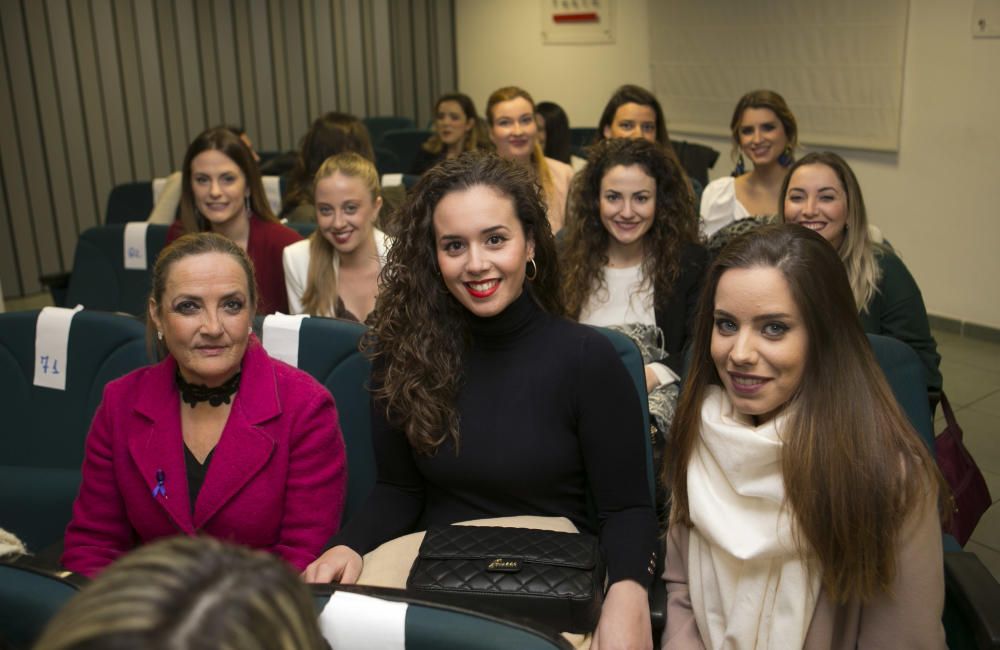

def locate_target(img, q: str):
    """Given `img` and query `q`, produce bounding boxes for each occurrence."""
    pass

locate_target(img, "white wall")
[455,0,651,127]
[456,0,1000,329]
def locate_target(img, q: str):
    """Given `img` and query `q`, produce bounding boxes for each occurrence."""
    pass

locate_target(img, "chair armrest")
[944,551,1000,649]
[39,272,71,290]
[3,553,89,590]
[39,271,71,308]
[649,536,666,639]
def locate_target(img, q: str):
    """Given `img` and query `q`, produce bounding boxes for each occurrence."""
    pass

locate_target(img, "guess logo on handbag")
[487,557,522,572]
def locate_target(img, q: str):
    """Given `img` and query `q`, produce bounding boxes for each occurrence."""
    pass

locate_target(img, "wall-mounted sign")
[541,0,615,44]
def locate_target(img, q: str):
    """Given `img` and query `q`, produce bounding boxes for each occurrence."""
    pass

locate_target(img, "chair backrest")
[314,584,572,650]
[380,129,433,176]
[285,221,317,238]
[0,310,150,549]
[296,318,374,523]
[105,181,153,224]
[0,559,85,648]
[364,116,417,146]
[64,224,169,316]
[260,316,374,525]
[866,333,935,453]
[592,327,655,504]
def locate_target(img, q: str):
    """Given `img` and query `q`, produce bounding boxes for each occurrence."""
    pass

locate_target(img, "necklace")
[175,370,241,408]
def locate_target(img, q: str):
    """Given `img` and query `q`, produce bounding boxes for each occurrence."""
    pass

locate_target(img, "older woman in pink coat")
[63,233,346,577]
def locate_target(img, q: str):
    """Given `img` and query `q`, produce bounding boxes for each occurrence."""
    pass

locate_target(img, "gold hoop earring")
[525,258,538,281]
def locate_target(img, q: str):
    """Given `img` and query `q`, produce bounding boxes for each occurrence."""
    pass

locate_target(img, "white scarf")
[687,386,820,650]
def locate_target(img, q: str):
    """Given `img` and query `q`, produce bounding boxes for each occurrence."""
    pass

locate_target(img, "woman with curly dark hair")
[305,151,658,649]
[563,138,707,391]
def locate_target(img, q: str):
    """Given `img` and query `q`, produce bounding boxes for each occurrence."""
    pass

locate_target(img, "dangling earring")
[734,153,746,176]
[525,258,538,281]
[778,146,793,167]
[157,331,163,341]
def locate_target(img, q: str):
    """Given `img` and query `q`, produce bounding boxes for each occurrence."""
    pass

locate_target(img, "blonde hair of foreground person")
[35,537,326,650]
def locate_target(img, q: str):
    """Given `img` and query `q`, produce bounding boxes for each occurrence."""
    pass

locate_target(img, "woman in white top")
[562,138,707,391]
[283,153,390,321]
[485,86,574,233]
[663,224,946,649]
[700,90,798,238]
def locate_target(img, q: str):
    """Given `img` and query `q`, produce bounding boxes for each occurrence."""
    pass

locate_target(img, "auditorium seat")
[0,557,87,648]
[260,315,374,524]
[364,116,417,146]
[104,180,153,224]
[313,584,572,650]
[61,224,169,316]
[380,129,433,176]
[868,333,1000,649]
[0,309,150,552]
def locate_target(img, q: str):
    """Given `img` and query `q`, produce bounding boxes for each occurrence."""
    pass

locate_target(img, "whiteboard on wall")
[649,0,909,152]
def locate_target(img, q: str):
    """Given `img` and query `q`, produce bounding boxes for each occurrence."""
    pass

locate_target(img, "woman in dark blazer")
[62,233,347,577]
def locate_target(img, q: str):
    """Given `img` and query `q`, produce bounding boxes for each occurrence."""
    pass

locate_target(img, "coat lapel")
[129,356,195,534]
[193,338,278,528]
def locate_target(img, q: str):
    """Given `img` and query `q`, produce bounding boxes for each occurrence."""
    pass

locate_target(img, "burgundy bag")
[935,392,993,546]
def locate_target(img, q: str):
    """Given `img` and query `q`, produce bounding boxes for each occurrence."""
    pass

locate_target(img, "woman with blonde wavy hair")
[283,152,390,321]
[485,86,574,233]
[779,151,941,398]
[37,536,326,650]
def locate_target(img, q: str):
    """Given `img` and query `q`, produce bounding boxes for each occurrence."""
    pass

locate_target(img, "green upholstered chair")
[259,316,374,525]
[0,558,86,649]
[104,180,153,224]
[364,116,417,147]
[285,221,317,238]
[867,333,1000,649]
[63,224,169,316]
[313,584,572,650]
[592,327,654,500]
[380,129,433,175]
[0,310,150,551]
[592,327,667,639]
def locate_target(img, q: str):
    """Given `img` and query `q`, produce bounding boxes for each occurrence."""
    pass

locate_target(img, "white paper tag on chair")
[262,176,282,215]
[33,305,84,391]
[319,591,407,650]
[381,173,404,188]
[152,177,169,204]
[123,222,150,269]
[261,313,309,367]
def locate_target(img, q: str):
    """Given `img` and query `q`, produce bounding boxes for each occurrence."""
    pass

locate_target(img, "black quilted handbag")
[406,525,605,633]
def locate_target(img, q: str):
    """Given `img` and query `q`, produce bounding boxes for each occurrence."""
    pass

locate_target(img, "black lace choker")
[175,370,241,408]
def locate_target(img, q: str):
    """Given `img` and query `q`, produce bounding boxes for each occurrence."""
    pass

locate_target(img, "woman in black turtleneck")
[304,152,657,649]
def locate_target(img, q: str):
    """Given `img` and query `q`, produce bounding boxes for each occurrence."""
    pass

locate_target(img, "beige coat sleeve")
[804,484,947,650]
[854,486,946,649]
[662,523,707,649]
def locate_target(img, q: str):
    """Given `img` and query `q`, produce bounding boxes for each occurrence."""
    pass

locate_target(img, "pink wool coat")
[62,337,347,577]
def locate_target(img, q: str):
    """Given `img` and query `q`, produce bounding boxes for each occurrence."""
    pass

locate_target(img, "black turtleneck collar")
[465,286,544,348]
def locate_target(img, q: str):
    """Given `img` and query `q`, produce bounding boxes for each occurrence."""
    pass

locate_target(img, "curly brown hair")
[561,138,698,320]
[365,152,563,455]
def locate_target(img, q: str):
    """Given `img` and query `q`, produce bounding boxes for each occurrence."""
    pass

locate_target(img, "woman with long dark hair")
[662,224,946,648]
[167,127,302,314]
